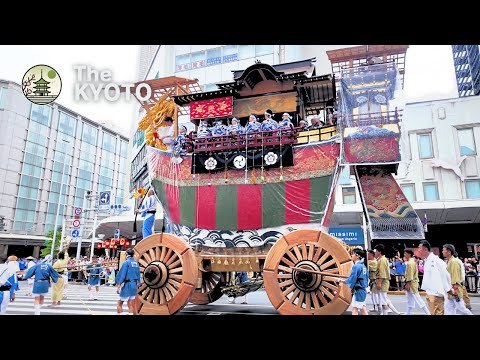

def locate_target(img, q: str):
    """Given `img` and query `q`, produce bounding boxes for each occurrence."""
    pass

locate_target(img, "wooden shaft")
[54,261,118,271]
[290,266,349,278]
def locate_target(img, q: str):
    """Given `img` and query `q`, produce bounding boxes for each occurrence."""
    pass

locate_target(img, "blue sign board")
[114,229,120,239]
[71,229,80,238]
[99,191,111,206]
[328,227,364,246]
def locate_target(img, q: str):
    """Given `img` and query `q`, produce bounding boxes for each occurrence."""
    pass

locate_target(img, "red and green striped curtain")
[153,175,333,230]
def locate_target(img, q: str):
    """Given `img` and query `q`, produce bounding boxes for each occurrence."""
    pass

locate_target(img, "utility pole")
[90,210,98,260]
[76,193,88,259]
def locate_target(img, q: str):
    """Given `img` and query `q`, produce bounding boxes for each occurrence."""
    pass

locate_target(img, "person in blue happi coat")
[0,256,17,315]
[135,188,158,240]
[23,254,59,315]
[115,248,141,315]
[338,248,369,315]
[86,255,104,300]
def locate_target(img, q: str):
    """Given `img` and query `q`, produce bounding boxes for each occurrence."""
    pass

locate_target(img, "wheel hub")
[144,261,168,289]
[292,260,322,292]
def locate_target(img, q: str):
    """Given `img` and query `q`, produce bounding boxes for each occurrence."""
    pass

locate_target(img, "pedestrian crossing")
[6,281,122,315]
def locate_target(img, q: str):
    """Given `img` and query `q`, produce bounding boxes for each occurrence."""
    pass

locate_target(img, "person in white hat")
[25,256,36,296]
[279,113,294,130]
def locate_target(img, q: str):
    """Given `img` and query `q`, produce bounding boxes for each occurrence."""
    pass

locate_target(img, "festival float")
[130,46,424,315]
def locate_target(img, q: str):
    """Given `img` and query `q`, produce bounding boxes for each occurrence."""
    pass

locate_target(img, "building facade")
[0,80,129,257]
[452,45,480,97]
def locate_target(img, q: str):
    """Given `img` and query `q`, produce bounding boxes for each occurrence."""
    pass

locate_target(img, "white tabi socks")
[34,304,41,315]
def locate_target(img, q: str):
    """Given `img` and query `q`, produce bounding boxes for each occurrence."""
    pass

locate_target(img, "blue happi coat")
[260,118,279,131]
[115,257,141,298]
[86,263,104,286]
[24,262,59,295]
[344,260,368,302]
[245,121,261,133]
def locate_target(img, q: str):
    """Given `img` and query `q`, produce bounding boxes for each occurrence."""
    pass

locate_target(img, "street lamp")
[50,139,70,258]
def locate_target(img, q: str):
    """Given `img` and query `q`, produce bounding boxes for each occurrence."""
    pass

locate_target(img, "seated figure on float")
[197,120,211,138]
[278,112,294,130]
[298,119,309,130]
[260,109,279,131]
[308,115,324,130]
[173,125,188,157]
[245,114,261,133]
[227,117,245,135]
[211,118,228,136]
[158,116,175,151]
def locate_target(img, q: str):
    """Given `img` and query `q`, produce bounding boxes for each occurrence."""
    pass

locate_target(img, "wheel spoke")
[305,292,312,310]
[168,258,182,270]
[166,282,178,297]
[320,286,335,300]
[141,287,151,301]
[322,281,338,292]
[292,246,303,262]
[312,246,323,263]
[311,290,321,309]
[278,265,292,273]
[282,284,297,297]
[285,249,298,264]
[166,253,179,267]
[170,267,183,274]
[320,258,336,270]
[169,274,183,281]
[155,246,161,261]
[301,244,308,260]
[297,291,305,308]
[316,289,329,306]
[163,248,174,263]
[143,252,152,264]
[168,278,181,290]
[279,279,294,288]
[148,248,156,263]
[288,288,301,304]
[159,287,167,304]
[316,251,330,266]
[281,256,295,267]
[307,244,314,261]
[277,273,292,279]
[138,258,149,268]
[162,287,172,302]
[160,246,167,261]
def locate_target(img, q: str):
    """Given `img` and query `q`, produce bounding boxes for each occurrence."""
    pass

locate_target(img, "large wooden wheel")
[263,229,353,315]
[190,272,228,305]
[134,233,197,315]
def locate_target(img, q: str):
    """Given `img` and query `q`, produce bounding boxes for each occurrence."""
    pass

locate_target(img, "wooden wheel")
[263,229,353,315]
[134,233,196,315]
[190,272,228,305]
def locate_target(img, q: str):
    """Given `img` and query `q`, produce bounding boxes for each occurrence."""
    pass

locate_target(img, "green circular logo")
[22,64,62,105]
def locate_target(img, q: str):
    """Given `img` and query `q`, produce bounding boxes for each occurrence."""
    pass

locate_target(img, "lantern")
[101,242,106,248]
[125,241,130,246]
[97,244,102,249]
[113,245,118,250]
[119,238,125,246]
[105,240,110,247]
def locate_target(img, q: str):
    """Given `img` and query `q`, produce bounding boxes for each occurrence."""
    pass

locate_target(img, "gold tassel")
[238,258,243,265]
[211,257,215,264]
[231,258,235,265]
[217,258,221,265]
[245,258,250,264]
[224,258,229,265]
[255,257,259,263]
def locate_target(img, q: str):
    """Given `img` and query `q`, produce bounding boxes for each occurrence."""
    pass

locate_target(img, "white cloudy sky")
[0,45,458,137]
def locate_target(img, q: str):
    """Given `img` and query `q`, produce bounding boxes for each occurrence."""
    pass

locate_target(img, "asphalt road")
[7,282,480,315]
